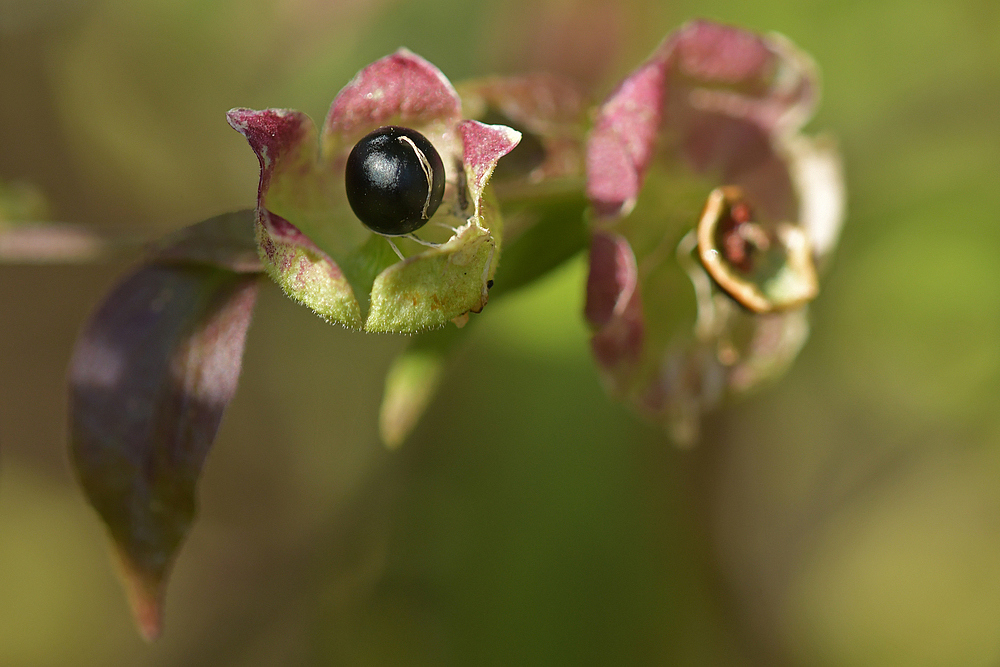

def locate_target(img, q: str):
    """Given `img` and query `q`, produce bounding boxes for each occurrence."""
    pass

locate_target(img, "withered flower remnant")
[584,20,844,443]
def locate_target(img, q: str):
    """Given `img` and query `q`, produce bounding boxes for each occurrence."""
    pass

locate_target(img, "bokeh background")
[1,0,998,664]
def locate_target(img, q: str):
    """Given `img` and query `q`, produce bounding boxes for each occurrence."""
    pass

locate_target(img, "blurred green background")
[1,0,998,664]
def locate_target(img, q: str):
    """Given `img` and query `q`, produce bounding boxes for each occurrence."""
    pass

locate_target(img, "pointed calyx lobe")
[69,210,260,639]
[584,20,844,442]
[228,49,520,334]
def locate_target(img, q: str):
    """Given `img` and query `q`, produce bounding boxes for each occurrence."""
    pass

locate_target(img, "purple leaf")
[69,214,260,639]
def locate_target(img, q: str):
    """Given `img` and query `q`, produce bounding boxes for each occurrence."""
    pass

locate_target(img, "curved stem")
[0,222,151,264]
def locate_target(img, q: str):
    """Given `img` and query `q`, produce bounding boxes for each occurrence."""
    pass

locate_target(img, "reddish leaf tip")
[674,19,773,83]
[457,120,522,198]
[227,107,314,172]
[585,232,644,375]
[115,547,165,641]
[325,49,462,139]
[586,56,666,217]
[585,232,638,328]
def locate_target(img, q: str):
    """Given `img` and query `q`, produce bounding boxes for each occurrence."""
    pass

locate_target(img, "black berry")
[344,126,446,236]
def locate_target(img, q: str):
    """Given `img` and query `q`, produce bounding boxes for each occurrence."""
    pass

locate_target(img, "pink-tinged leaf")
[679,117,797,221]
[586,55,667,218]
[459,74,586,132]
[673,19,773,85]
[70,235,260,639]
[457,120,521,205]
[665,21,819,141]
[672,20,818,132]
[584,232,638,328]
[255,209,363,328]
[324,48,462,141]
[226,108,316,205]
[587,20,820,222]
[584,232,644,390]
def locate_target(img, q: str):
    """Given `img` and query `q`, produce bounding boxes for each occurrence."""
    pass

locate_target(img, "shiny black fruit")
[344,126,446,236]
